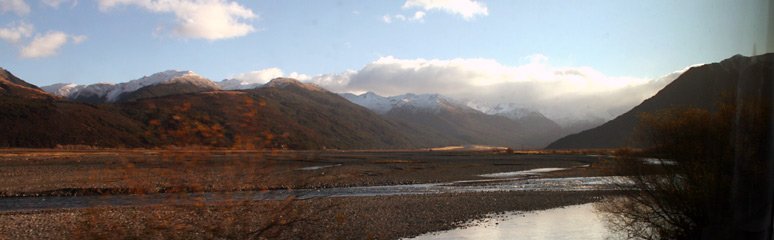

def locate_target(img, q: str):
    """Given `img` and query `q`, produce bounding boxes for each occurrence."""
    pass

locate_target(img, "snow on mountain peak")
[104,70,215,101]
[467,102,547,120]
[42,70,219,103]
[341,92,470,114]
[393,93,445,110]
[341,92,392,113]
[41,83,83,97]
[72,83,115,98]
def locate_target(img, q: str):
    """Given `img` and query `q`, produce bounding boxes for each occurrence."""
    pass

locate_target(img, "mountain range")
[42,70,221,104]
[1,68,560,149]
[341,92,562,148]
[3,53,769,149]
[40,71,568,148]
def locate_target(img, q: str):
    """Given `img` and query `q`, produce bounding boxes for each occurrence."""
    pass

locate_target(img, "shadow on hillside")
[597,73,773,239]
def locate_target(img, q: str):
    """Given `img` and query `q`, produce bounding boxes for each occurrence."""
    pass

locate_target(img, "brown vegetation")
[597,96,771,239]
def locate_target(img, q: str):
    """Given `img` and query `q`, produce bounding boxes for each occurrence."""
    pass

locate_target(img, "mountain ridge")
[546,53,773,149]
[2,69,426,149]
[342,91,563,148]
[42,70,221,103]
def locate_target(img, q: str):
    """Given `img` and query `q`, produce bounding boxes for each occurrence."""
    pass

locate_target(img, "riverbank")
[0,149,613,197]
[0,190,618,239]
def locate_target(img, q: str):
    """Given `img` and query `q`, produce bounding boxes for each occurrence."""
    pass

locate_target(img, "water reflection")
[407,203,623,240]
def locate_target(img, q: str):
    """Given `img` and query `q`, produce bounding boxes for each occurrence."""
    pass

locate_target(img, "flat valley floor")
[0,149,621,239]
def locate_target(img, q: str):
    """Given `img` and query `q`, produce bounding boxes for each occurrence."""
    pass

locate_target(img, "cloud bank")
[98,0,257,40]
[308,55,690,124]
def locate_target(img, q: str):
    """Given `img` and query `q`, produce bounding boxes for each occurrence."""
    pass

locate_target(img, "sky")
[0,0,770,121]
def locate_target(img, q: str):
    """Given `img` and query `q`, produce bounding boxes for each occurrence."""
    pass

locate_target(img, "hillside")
[546,54,773,149]
[0,68,50,98]
[121,78,421,149]
[0,69,148,148]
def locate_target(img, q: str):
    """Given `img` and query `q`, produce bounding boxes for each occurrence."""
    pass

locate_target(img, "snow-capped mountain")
[340,91,564,148]
[42,70,220,103]
[344,92,552,121]
[340,92,393,113]
[341,92,473,114]
[70,83,115,104]
[41,83,84,97]
[468,102,548,120]
[105,70,218,101]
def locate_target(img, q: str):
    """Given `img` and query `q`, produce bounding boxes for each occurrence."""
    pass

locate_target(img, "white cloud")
[0,21,33,44]
[42,0,78,8]
[339,55,651,95]
[0,22,85,58]
[70,34,87,44]
[0,0,30,16]
[233,68,309,83]
[403,0,487,20]
[310,55,690,124]
[98,0,257,40]
[286,72,311,81]
[220,68,311,90]
[308,70,355,92]
[382,11,425,23]
[19,31,83,58]
[413,11,426,21]
[231,68,284,84]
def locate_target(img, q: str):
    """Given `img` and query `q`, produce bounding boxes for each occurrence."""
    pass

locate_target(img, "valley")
[1,52,771,239]
[1,0,770,238]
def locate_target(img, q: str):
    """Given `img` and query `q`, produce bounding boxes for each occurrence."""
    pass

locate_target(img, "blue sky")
[0,0,769,87]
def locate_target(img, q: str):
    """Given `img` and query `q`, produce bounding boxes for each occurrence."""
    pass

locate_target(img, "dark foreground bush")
[598,97,772,240]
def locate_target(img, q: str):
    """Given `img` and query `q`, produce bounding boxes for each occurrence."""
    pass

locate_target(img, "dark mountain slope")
[0,68,49,98]
[121,78,421,149]
[0,69,147,148]
[384,106,539,148]
[547,54,773,149]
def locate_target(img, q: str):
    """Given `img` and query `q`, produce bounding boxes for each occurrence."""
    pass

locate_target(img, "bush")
[598,98,770,240]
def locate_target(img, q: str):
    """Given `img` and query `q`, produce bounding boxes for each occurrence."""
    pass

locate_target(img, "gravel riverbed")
[0,190,618,240]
